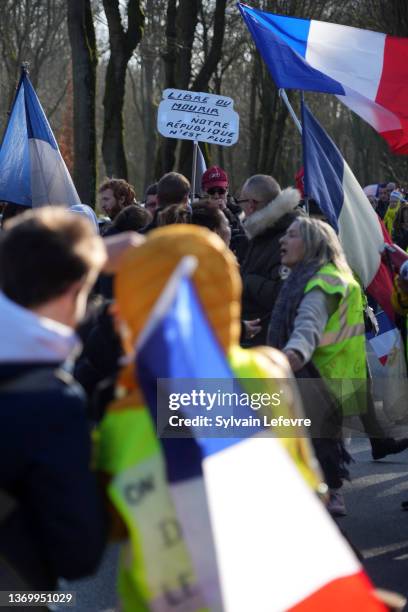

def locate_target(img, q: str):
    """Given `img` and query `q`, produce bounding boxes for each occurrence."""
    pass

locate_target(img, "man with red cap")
[201,165,248,263]
[201,165,229,210]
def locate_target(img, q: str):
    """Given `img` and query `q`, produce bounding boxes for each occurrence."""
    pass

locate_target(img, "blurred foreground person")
[98,225,321,612]
[0,208,107,591]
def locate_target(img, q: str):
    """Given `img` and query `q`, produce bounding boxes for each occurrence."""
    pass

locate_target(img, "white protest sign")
[157,88,239,146]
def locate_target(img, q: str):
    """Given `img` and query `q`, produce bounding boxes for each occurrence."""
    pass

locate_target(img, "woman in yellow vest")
[268,217,366,516]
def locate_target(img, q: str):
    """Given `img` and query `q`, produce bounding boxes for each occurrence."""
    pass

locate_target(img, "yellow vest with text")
[304,263,366,415]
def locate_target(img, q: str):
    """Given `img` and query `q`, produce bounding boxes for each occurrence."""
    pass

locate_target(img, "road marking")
[362,540,408,559]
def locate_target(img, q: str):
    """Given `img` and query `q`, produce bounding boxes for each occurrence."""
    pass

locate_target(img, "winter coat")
[0,293,107,589]
[74,300,122,421]
[240,188,301,346]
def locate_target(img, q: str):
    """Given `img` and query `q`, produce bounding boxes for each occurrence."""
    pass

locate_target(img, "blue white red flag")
[366,311,403,366]
[0,70,80,208]
[238,3,408,154]
[301,100,395,318]
[136,256,384,612]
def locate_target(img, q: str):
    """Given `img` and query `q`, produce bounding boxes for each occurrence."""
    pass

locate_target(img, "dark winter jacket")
[74,300,122,420]
[241,187,301,346]
[0,364,107,590]
[223,204,249,264]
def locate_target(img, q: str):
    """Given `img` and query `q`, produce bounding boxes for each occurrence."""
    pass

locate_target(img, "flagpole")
[279,89,310,214]
[279,89,302,135]
[1,63,29,151]
[191,139,198,200]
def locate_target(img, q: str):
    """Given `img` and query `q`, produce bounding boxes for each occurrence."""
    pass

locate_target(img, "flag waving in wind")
[301,100,395,318]
[0,68,80,208]
[239,3,408,154]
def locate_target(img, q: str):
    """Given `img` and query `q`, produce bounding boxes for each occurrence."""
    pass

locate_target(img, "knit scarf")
[268,260,322,350]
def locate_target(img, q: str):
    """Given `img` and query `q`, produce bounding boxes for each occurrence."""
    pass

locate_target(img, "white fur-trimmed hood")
[243,187,301,239]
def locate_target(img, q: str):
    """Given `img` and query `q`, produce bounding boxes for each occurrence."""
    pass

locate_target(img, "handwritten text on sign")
[157,89,239,146]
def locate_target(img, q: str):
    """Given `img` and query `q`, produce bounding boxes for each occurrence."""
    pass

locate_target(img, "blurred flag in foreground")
[0,68,80,208]
[301,100,395,319]
[136,256,384,612]
[239,3,408,154]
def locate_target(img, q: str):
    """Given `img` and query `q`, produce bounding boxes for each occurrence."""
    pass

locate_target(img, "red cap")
[202,166,229,190]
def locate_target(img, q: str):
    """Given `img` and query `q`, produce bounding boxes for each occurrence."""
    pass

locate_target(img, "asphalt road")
[340,437,408,608]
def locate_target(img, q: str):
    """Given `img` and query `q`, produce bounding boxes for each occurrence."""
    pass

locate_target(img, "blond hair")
[295,217,351,274]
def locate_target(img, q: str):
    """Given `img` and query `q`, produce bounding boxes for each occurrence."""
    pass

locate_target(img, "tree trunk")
[159,0,185,175]
[140,0,158,191]
[142,49,157,190]
[67,0,97,206]
[102,0,144,179]
[102,54,130,178]
[178,0,227,178]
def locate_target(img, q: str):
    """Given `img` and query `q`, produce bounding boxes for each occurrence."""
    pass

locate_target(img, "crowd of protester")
[1,165,408,610]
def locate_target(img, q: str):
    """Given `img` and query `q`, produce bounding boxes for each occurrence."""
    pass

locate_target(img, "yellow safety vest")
[305,263,367,415]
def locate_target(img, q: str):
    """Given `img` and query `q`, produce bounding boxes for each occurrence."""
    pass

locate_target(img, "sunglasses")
[207,187,227,196]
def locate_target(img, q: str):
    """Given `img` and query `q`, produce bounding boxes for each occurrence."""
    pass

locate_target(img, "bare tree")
[67,0,98,206]
[102,0,145,179]
[158,0,228,178]
[159,0,200,174]
[0,0,69,128]
[178,0,227,178]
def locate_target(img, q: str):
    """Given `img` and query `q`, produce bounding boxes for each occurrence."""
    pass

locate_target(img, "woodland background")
[1,0,408,207]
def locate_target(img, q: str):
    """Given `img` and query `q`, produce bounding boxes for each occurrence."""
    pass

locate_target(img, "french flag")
[366,310,403,366]
[137,257,384,612]
[301,100,395,319]
[239,3,408,154]
[0,69,80,208]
